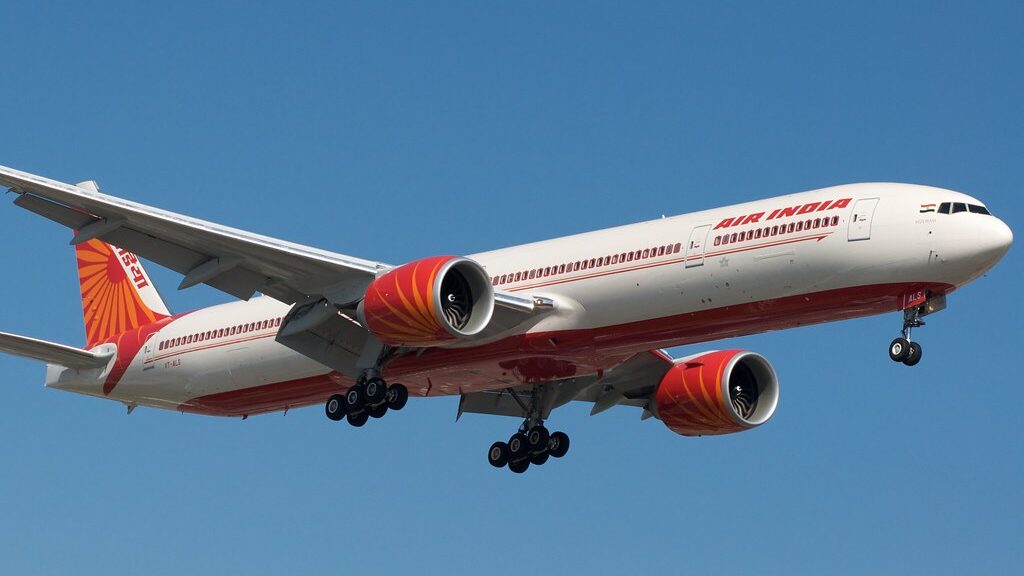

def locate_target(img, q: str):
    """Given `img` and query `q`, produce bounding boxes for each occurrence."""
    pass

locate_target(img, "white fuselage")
[47,183,1012,416]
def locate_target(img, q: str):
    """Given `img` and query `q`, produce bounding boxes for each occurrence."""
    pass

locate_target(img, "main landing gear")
[888,307,924,367]
[487,421,570,474]
[325,373,409,427]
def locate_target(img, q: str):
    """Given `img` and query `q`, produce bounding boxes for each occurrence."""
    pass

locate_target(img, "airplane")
[0,165,1012,473]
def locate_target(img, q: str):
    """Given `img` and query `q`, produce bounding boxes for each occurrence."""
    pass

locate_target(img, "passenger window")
[673,243,682,253]
[938,202,951,214]
[952,202,966,213]
[831,216,839,226]
[714,236,721,246]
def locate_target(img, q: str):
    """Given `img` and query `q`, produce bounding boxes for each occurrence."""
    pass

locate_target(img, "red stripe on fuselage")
[177,281,954,417]
[509,232,831,292]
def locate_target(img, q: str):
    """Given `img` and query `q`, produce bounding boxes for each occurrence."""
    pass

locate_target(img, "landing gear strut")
[487,420,570,473]
[324,371,409,427]
[486,385,570,474]
[888,307,924,366]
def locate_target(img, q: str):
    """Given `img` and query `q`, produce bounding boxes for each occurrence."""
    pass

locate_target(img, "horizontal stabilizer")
[0,331,113,370]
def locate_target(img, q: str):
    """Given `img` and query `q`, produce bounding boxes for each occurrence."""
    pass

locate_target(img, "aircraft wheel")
[508,459,530,474]
[369,403,388,419]
[344,385,365,413]
[386,384,409,411]
[903,342,923,366]
[527,425,549,452]
[488,442,509,468]
[889,337,911,362]
[347,411,369,427]
[548,431,570,458]
[508,433,528,460]
[530,451,549,466]
[364,377,388,405]
[325,394,346,421]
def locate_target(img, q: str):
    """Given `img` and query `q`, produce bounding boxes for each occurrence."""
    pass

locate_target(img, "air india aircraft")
[0,165,1012,473]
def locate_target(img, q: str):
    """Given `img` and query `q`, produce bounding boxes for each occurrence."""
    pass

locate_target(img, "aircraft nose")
[975,217,1013,264]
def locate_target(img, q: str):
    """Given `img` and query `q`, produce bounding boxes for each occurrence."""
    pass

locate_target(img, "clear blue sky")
[1,2,1020,574]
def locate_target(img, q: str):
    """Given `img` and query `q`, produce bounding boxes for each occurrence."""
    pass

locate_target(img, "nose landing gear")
[324,372,409,426]
[888,307,925,366]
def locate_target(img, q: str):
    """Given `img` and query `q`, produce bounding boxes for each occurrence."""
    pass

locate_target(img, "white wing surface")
[0,165,382,305]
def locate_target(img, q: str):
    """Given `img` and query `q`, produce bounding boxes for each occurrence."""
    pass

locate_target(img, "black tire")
[364,377,388,405]
[508,433,528,459]
[508,459,530,474]
[386,384,409,411]
[488,442,509,468]
[344,385,365,413]
[548,431,570,458]
[527,426,549,452]
[369,403,388,418]
[530,451,550,466]
[903,342,923,366]
[325,394,346,421]
[347,410,369,427]
[889,337,911,362]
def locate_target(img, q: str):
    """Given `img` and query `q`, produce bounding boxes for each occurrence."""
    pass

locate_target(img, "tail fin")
[76,239,171,348]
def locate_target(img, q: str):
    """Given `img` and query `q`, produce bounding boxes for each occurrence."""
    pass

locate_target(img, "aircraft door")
[142,334,158,371]
[847,198,879,241]
[685,225,712,268]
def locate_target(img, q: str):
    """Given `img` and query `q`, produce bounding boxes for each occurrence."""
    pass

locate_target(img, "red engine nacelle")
[358,255,495,347]
[653,350,779,436]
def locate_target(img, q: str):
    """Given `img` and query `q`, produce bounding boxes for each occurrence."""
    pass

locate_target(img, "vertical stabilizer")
[76,239,171,348]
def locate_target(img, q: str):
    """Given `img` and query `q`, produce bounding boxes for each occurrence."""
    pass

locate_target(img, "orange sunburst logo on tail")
[77,239,170,348]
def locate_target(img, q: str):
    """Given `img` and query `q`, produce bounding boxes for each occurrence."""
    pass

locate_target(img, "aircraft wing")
[457,349,674,421]
[0,331,113,370]
[0,164,383,305]
[0,165,548,317]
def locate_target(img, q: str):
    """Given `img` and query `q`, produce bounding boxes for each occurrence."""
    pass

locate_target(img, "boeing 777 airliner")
[0,165,1012,473]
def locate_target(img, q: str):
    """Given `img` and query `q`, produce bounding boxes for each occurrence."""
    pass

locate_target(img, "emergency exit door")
[685,225,711,268]
[847,198,879,241]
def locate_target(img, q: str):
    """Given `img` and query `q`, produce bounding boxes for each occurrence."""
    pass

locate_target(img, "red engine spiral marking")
[655,349,750,436]
[362,256,458,346]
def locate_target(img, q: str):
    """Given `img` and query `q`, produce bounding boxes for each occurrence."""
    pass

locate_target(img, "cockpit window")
[937,201,992,216]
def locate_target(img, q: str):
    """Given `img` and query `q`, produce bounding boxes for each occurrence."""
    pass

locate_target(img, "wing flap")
[457,349,674,420]
[0,332,113,370]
